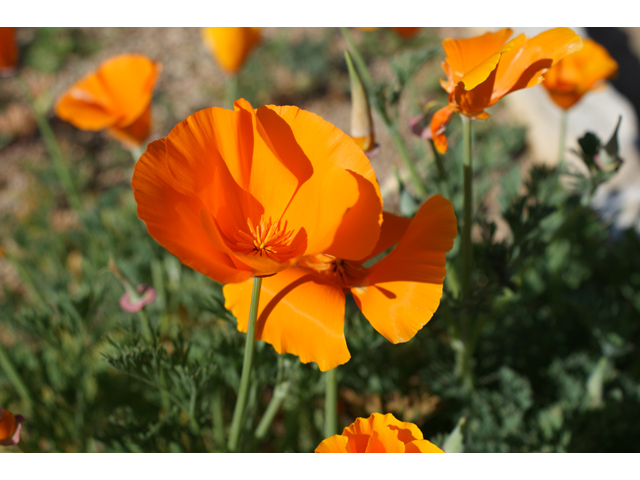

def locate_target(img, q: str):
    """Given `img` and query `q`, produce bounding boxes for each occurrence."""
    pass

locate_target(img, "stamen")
[234,215,297,261]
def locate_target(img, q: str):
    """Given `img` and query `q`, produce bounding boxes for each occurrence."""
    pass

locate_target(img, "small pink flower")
[119,284,156,312]
[0,406,25,446]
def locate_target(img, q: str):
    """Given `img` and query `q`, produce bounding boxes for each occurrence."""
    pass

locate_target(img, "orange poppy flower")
[0,27,18,76]
[202,27,261,75]
[315,413,443,453]
[55,54,160,148]
[542,38,618,110]
[132,98,383,283]
[223,194,457,371]
[430,28,583,154]
[0,406,24,446]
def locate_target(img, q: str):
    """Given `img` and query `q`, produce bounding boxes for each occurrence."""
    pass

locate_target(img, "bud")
[120,284,157,312]
[345,50,379,157]
[202,27,261,75]
[0,406,25,446]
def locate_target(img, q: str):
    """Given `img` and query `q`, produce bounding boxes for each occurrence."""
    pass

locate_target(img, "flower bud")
[0,406,25,446]
[345,50,379,157]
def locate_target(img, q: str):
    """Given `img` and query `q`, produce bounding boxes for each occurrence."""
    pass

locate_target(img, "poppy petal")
[405,439,444,453]
[132,138,251,284]
[315,434,349,453]
[492,28,583,103]
[352,195,457,343]
[265,105,382,261]
[361,212,411,264]
[442,28,513,85]
[429,106,456,154]
[365,425,405,453]
[108,102,152,148]
[223,267,350,372]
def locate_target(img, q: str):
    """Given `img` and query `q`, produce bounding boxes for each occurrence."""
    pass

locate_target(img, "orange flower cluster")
[0,27,18,76]
[56,54,161,148]
[542,38,618,110]
[315,413,443,453]
[202,27,261,74]
[0,406,24,446]
[430,28,583,153]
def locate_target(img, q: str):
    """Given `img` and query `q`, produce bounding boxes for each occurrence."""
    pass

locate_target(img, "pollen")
[234,215,296,262]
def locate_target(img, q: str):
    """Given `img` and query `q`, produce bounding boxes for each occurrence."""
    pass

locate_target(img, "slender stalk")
[461,115,473,300]
[17,76,82,213]
[255,379,290,440]
[558,109,568,165]
[212,389,226,451]
[225,74,239,110]
[389,123,427,196]
[137,310,153,342]
[228,276,263,452]
[339,27,375,90]
[324,367,338,438]
[0,344,33,414]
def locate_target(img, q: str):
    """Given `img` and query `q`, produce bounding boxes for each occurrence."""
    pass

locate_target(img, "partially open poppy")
[0,27,18,76]
[132,98,383,283]
[223,194,456,371]
[430,28,583,153]
[0,406,25,447]
[315,413,443,453]
[542,38,618,110]
[55,54,160,148]
[202,27,261,75]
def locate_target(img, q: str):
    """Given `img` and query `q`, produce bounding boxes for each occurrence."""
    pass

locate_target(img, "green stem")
[137,310,153,342]
[255,378,290,440]
[0,343,33,414]
[17,75,82,213]
[225,74,239,110]
[228,276,262,452]
[461,115,473,300]
[389,123,427,196]
[324,367,338,438]
[212,389,226,451]
[558,109,568,165]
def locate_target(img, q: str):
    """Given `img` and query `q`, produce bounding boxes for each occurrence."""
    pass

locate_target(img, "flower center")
[234,216,296,262]
[297,254,368,288]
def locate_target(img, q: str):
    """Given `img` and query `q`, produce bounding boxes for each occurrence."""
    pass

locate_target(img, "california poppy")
[132,98,383,283]
[0,27,18,76]
[345,51,378,157]
[223,194,457,371]
[55,54,160,148]
[542,38,618,110]
[315,413,443,453]
[0,406,24,446]
[430,28,583,153]
[202,27,261,75]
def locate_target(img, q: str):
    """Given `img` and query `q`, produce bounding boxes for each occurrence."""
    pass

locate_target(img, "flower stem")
[324,367,338,438]
[228,276,262,452]
[255,378,290,440]
[461,115,473,300]
[17,75,82,214]
[558,109,568,165]
[0,343,33,414]
[212,389,226,451]
[225,74,239,110]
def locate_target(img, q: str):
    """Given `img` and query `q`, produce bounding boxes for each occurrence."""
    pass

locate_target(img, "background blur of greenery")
[1,27,640,453]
